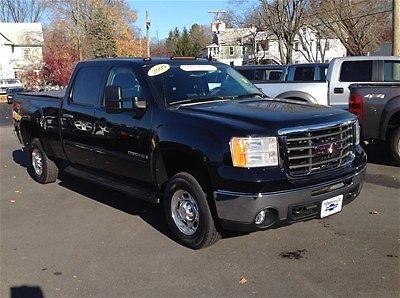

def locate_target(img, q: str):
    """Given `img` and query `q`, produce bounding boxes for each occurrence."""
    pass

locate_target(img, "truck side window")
[340,61,372,82]
[255,69,266,81]
[383,61,400,82]
[293,67,314,81]
[71,66,104,105]
[237,69,254,80]
[268,70,282,81]
[106,67,141,100]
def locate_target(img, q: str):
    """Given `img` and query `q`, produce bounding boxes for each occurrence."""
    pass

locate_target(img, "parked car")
[13,58,367,249]
[349,81,400,163]
[0,78,23,94]
[250,56,400,108]
[6,87,24,104]
[234,65,288,82]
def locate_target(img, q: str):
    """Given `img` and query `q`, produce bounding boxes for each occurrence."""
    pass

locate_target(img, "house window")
[302,27,307,36]
[23,48,31,60]
[230,61,234,66]
[229,46,234,56]
[294,42,299,51]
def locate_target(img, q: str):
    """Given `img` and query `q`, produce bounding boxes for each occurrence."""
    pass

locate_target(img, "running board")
[63,166,160,204]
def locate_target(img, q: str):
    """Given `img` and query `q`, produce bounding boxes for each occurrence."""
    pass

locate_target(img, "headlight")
[354,121,361,145]
[230,137,278,168]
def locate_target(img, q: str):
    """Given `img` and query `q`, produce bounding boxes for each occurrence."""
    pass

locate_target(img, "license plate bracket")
[320,194,343,218]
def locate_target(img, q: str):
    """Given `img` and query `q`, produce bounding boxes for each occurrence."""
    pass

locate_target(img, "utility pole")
[146,11,151,57]
[393,0,400,56]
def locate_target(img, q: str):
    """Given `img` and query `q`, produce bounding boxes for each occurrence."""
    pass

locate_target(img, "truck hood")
[177,98,354,133]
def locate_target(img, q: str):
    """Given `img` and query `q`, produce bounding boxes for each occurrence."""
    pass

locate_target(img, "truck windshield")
[145,63,263,106]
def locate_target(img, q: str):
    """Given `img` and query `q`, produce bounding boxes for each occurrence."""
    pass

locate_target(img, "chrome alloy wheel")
[32,148,43,176]
[171,190,200,236]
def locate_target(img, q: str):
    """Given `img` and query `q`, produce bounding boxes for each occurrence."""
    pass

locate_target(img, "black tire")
[164,172,221,249]
[30,138,59,184]
[389,127,400,164]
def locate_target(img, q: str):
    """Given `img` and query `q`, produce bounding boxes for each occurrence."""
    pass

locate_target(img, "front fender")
[151,123,226,190]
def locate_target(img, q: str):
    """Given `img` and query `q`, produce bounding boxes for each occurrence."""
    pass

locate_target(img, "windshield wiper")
[169,96,229,106]
[230,93,265,99]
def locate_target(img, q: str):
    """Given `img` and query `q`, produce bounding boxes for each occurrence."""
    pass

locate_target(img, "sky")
[130,0,232,40]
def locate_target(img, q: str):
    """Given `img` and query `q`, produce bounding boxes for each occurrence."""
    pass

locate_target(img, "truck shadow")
[12,149,29,168]
[57,173,246,245]
[362,141,398,167]
[10,285,44,298]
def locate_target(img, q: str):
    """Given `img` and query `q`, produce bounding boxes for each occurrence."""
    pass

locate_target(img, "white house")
[204,23,347,66]
[0,23,44,79]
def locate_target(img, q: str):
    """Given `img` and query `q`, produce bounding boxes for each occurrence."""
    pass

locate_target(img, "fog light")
[254,210,266,225]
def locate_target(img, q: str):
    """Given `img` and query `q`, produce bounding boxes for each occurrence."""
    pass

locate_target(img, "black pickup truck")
[13,58,367,249]
[349,83,400,163]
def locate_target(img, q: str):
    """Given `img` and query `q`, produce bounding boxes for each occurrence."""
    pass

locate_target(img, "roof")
[331,56,400,62]
[234,65,287,70]
[77,57,224,67]
[216,28,255,45]
[0,22,43,45]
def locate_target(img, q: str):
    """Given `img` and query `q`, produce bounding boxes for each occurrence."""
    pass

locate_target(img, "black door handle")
[334,87,344,94]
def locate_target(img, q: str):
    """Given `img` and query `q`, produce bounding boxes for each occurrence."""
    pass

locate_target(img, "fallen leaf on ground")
[369,211,379,214]
[10,200,15,203]
[15,190,20,193]
[239,277,247,284]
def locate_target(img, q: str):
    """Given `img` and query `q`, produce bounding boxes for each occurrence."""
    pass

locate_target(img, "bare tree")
[296,27,331,62]
[259,0,308,64]
[0,0,47,22]
[311,0,391,56]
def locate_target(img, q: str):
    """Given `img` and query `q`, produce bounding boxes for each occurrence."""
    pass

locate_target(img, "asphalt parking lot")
[1,102,399,297]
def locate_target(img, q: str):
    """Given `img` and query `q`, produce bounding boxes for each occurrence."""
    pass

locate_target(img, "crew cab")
[349,81,400,163]
[13,58,367,249]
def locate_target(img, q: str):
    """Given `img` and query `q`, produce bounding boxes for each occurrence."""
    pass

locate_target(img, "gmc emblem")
[313,141,342,156]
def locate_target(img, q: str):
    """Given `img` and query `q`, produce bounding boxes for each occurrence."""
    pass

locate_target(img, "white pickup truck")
[236,56,400,109]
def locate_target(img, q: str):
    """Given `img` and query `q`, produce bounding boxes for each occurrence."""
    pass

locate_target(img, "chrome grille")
[283,122,355,176]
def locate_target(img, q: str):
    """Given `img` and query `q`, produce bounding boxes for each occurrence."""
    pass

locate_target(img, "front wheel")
[389,127,400,164]
[164,172,221,249]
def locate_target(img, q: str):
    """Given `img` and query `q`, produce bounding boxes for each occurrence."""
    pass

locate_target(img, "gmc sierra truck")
[13,58,367,249]
[349,82,400,163]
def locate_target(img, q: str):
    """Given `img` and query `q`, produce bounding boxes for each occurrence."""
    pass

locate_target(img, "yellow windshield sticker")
[147,64,170,76]
[180,65,217,72]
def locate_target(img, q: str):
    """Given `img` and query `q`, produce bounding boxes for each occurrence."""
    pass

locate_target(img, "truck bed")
[349,83,400,140]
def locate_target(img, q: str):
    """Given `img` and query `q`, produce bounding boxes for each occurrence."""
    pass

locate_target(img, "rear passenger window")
[383,61,400,82]
[293,67,314,81]
[71,66,104,105]
[340,61,372,82]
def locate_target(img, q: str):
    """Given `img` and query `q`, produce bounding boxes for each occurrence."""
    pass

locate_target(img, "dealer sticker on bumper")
[321,195,343,218]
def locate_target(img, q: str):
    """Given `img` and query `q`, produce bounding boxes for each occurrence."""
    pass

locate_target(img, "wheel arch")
[276,91,316,103]
[379,96,400,140]
[152,142,213,195]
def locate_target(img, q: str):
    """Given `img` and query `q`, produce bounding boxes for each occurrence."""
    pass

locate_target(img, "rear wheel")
[164,172,221,249]
[30,138,59,183]
[389,127,400,164]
